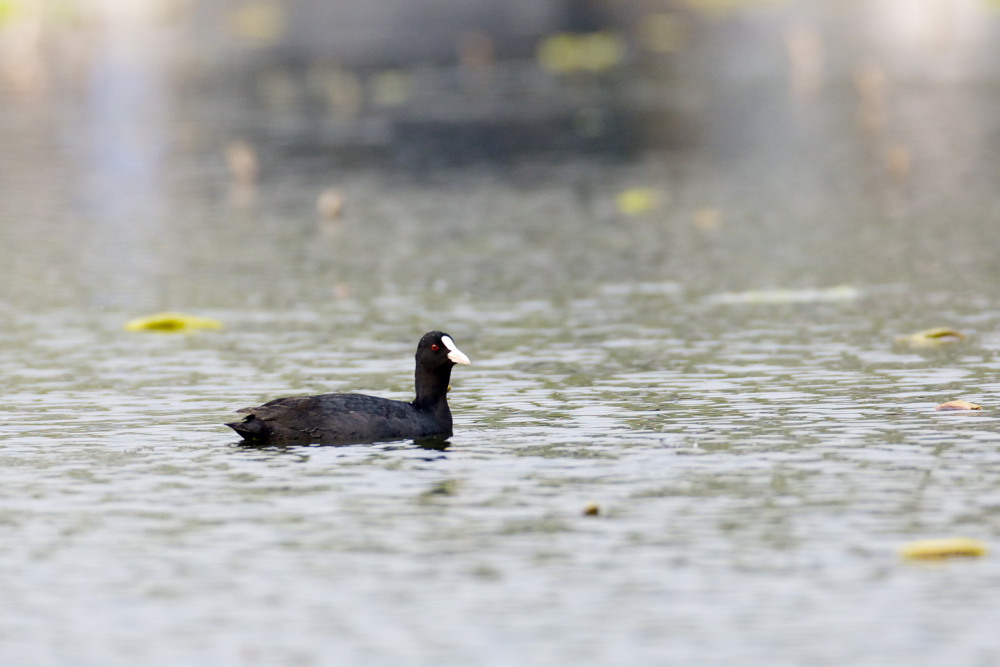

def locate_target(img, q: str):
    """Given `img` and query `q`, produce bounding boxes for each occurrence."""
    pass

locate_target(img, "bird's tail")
[226,416,266,441]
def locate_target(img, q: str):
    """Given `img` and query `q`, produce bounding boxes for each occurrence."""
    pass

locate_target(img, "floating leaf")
[692,207,722,231]
[616,188,660,216]
[125,312,223,333]
[885,143,912,181]
[0,0,20,25]
[228,0,286,46]
[935,400,982,412]
[582,502,601,516]
[899,537,988,560]
[895,327,966,349]
[332,283,351,301]
[537,31,625,74]
[225,140,259,186]
[316,188,344,221]
[537,33,578,73]
[785,22,823,101]
[576,32,626,72]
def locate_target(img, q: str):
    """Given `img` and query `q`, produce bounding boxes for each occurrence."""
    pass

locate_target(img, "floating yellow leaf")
[577,32,625,72]
[125,312,223,333]
[537,33,578,73]
[616,188,660,216]
[0,0,20,25]
[899,537,988,560]
[895,327,966,349]
[229,0,286,46]
[537,31,625,74]
[935,400,982,412]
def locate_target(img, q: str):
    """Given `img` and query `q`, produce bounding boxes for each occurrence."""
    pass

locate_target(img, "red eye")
[431,344,440,351]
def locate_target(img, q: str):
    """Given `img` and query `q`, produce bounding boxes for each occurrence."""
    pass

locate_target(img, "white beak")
[442,335,471,365]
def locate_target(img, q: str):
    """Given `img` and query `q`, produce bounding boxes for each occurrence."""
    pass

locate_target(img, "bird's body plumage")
[226,331,470,445]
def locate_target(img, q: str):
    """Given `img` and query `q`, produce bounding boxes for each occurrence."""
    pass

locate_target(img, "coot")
[227,331,471,445]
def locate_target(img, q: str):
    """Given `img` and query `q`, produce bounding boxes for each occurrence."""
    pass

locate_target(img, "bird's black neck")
[413,364,453,414]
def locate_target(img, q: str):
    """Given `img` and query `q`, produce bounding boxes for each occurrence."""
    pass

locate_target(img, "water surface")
[4,7,1000,665]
